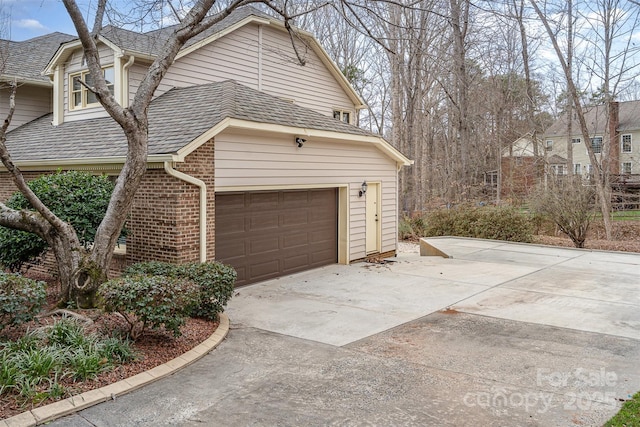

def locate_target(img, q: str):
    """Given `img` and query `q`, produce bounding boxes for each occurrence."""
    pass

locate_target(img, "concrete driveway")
[49,238,640,426]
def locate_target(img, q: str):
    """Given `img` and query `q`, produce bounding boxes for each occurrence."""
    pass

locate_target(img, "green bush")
[123,261,236,321]
[421,205,533,243]
[0,171,118,271]
[97,275,200,339]
[0,272,46,331]
[182,262,236,320]
[399,215,427,241]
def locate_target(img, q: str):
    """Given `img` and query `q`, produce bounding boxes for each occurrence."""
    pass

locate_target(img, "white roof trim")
[43,36,123,76]
[176,16,271,60]
[177,118,412,166]
[5,154,175,171]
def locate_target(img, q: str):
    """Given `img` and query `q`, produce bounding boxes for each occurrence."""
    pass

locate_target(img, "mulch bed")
[0,274,218,420]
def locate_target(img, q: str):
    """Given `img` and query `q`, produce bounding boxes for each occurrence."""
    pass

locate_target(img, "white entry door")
[365,183,380,254]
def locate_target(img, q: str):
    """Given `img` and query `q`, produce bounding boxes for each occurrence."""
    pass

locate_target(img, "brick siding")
[0,137,216,276]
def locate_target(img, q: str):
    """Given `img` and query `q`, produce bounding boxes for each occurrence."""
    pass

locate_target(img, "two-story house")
[543,101,640,177]
[0,7,411,286]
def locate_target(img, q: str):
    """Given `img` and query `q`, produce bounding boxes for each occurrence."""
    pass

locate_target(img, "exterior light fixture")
[295,137,306,148]
[359,181,368,197]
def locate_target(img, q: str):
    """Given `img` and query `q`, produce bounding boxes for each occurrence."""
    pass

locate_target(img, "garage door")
[215,189,338,286]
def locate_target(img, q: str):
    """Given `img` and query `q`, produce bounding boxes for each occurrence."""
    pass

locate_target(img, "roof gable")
[42,6,364,107]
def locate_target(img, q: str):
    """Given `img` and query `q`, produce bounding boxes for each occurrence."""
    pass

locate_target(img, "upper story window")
[70,66,114,110]
[545,140,553,151]
[622,162,632,174]
[333,110,351,124]
[622,134,632,153]
[571,138,581,144]
[591,136,603,154]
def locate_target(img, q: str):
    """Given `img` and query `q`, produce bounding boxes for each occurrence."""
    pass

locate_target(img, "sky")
[4,0,81,41]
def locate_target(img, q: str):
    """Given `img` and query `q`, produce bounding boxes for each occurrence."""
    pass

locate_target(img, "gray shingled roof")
[545,100,640,137]
[95,7,273,57]
[6,80,373,163]
[0,33,75,82]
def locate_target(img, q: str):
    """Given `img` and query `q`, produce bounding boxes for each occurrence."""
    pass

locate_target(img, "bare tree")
[529,0,640,240]
[530,175,596,248]
[0,0,307,306]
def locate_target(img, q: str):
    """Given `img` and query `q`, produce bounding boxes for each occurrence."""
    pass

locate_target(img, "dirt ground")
[534,220,640,253]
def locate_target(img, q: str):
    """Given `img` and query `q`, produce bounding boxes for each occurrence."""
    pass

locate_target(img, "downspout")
[121,55,135,107]
[164,161,207,263]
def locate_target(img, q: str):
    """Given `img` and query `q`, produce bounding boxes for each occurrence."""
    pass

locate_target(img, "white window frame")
[590,136,603,154]
[333,109,352,124]
[622,134,632,153]
[574,163,581,175]
[545,140,553,151]
[69,66,114,110]
[622,162,632,174]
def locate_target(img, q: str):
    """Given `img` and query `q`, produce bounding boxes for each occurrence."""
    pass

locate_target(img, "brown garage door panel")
[216,189,338,286]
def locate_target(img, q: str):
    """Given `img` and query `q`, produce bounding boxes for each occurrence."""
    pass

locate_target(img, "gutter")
[163,161,208,263]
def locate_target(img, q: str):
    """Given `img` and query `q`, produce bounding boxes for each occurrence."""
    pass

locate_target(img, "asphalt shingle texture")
[545,100,640,137]
[0,33,75,82]
[6,80,373,162]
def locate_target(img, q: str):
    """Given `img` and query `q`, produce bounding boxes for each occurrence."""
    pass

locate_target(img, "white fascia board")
[176,117,411,166]
[43,36,124,76]
[5,154,176,171]
[0,76,51,87]
[176,16,272,60]
[43,39,83,76]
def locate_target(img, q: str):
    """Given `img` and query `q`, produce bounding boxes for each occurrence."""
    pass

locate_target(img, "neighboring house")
[544,101,640,177]
[487,133,566,199]
[0,8,411,286]
[498,133,544,199]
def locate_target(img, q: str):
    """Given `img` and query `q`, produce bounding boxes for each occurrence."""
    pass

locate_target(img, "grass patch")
[605,391,640,426]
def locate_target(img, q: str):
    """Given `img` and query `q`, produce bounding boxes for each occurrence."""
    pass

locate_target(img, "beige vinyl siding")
[63,45,114,122]
[0,85,51,130]
[260,29,354,115]
[128,63,149,102]
[214,130,398,260]
[161,24,260,93]
[129,24,355,118]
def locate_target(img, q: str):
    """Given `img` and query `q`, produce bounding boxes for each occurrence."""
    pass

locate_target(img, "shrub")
[123,260,236,321]
[0,171,119,271]
[0,272,46,331]
[398,215,427,241]
[97,275,200,339]
[182,262,236,320]
[529,176,596,248]
[421,205,533,243]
